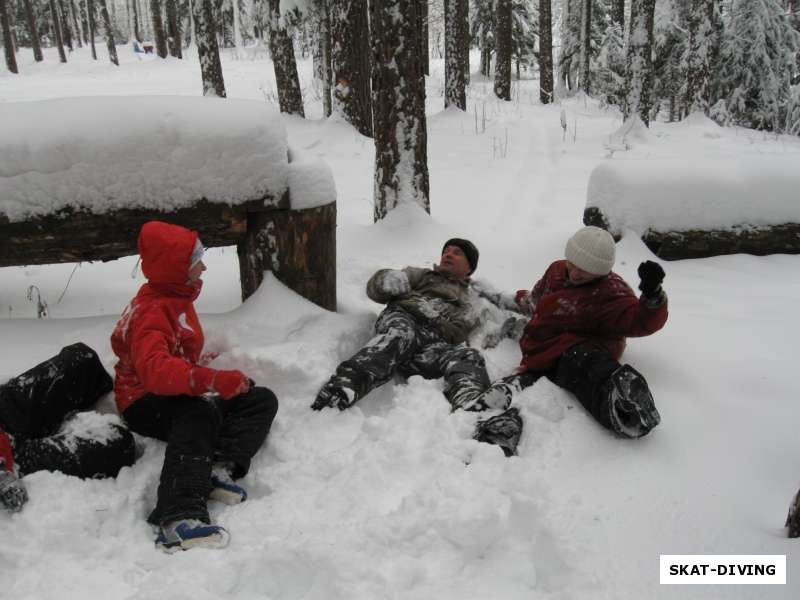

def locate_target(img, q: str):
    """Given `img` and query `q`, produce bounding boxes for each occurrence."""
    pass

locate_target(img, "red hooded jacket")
[0,428,13,471]
[516,260,668,372]
[111,221,244,413]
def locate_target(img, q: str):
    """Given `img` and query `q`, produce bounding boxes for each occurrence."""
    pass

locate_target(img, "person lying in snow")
[311,238,524,456]
[477,226,668,439]
[111,221,278,553]
[0,343,136,512]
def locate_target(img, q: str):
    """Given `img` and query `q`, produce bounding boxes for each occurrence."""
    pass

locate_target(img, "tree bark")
[459,0,469,83]
[49,0,68,62]
[87,0,97,58]
[316,0,332,117]
[330,0,373,136]
[23,0,44,61]
[59,0,74,50]
[192,0,226,96]
[150,0,168,57]
[623,0,656,125]
[611,0,624,30]
[580,0,592,94]
[166,0,181,57]
[539,0,553,103]
[444,0,466,109]
[266,0,305,116]
[1,0,17,73]
[494,0,512,100]
[370,0,429,221]
[421,0,429,75]
[98,0,118,64]
[684,0,715,114]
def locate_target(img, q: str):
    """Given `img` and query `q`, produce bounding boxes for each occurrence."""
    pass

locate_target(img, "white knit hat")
[564,226,616,276]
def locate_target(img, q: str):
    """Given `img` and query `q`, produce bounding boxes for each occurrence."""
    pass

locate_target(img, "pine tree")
[98,0,117,64]
[330,0,372,136]
[69,0,83,47]
[371,0,430,220]
[49,0,68,62]
[471,0,495,77]
[193,0,226,96]
[311,0,332,117]
[444,0,467,109]
[511,0,537,80]
[59,0,74,50]
[1,0,18,73]
[579,0,592,93]
[88,0,97,58]
[267,0,304,116]
[22,0,43,61]
[166,0,181,56]
[559,0,582,91]
[623,0,656,125]
[593,20,625,107]
[539,0,553,103]
[685,0,716,114]
[151,0,168,57]
[651,0,689,122]
[494,0,512,99]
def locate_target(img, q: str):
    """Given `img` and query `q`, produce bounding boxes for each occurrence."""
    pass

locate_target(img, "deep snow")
[0,46,798,600]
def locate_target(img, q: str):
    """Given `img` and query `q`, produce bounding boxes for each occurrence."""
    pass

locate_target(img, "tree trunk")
[421,0,429,75]
[166,0,181,57]
[459,0,469,83]
[623,0,656,126]
[444,0,466,109]
[494,0,512,100]
[684,0,714,115]
[266,0,304,116]
[69,0,83,47]
[88,0,97,58]
[611,0,624,30]
[23,0,44,61]
[539,0,553,103]
[580,0,591,94]
[1,0,17,73]
[98,0,118,64]
[49,0,68,62]
[370,0,429,221]
[192,0,225,96]
[331,0,373,136]
[316,0,332,117]
[59,0,74,50]
[150,0,168,57]
[188,0,195,45]
[231,0,242,58]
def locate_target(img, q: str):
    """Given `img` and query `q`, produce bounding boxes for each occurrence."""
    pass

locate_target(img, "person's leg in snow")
[123,386,277,551]
[312,307,422,410]
[553,343,660,438]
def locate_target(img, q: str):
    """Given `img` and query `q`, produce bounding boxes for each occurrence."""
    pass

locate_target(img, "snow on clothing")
[0,343,135,478]
[111,220,278,526]
[516,260,668,372]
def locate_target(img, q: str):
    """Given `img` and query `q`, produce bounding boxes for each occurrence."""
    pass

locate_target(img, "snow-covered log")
[584,155,800,259]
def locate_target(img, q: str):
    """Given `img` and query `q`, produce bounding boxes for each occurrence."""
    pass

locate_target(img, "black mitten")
[637,261,665,298]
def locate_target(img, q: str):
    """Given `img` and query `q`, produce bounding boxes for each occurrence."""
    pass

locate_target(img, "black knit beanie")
[442,238,479,274]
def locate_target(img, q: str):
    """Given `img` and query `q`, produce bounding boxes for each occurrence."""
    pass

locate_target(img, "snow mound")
[586,155,800,234]
[287,146,336,209]
[0,96,291,221]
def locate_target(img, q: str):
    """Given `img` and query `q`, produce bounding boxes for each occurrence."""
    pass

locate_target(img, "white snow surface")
[587,154,800,235]
[0,47,798,600]
[0,96,291,221]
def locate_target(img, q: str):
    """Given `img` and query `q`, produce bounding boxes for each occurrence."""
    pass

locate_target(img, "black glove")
[0,467,28,512]
[637,261,665,298]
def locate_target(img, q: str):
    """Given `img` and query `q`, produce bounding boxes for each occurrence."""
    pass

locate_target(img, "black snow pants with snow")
[327,306,490,410]
[123,387,278,526]
[0,342,136,477]
[498,343,660,438]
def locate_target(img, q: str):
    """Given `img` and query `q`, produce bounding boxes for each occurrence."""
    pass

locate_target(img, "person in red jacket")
[477,226,668,442]
[112,220,278,553]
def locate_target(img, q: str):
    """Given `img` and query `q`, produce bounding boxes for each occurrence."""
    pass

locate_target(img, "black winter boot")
[604,365,660,438]
[787,486,800,538]
[473,407,523,457]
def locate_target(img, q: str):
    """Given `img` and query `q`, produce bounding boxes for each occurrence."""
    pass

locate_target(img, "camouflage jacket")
[366,267,479,344]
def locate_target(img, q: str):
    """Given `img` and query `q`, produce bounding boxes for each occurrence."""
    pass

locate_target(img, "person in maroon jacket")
[477,226,668,442]
[111,221,278,553]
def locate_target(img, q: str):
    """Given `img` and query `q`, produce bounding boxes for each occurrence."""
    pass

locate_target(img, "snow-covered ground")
[1,46,799,599]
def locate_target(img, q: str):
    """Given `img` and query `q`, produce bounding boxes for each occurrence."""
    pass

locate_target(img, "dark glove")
[637,261,665,298]
[0,466,28,512]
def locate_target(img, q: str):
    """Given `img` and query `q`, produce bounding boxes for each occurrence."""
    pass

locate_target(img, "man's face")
[438,245,472,280]
[566,261,601,284]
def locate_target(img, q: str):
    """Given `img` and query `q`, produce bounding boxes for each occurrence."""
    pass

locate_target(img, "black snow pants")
[0,342,136,478]
[329,306,490,410]
[499,343,660,438]
[123,387,278,526]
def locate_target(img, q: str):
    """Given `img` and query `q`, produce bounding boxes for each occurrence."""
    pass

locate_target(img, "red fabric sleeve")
[0,428,13,471]
[594,295,669,338]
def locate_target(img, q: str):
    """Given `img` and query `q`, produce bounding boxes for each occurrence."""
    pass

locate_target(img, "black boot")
[473,407,523,457]
[604,365,661,438]
[787,487,800,538]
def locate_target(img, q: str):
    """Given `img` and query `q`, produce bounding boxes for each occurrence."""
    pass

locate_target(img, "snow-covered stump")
[0,97,337,310]
[584,157,800,260]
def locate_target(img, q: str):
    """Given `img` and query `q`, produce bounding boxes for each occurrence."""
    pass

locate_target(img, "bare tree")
[494,0,512,100]
[444,0,467,109]
[192,0,225,95]
[371,0,429,220]
[623,0,656,125]
[1,0,18,73]
[49,0,68,62]
[331,0,372,136]
[22,0,44,61]
[98,0,118,64]
[151,0,168,57]
[539,0,553,103]
[267,0,304,116]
